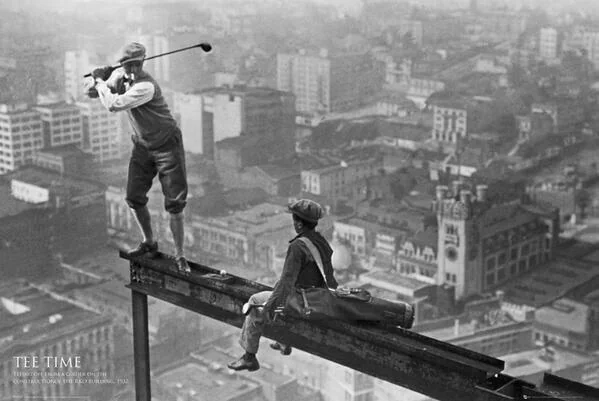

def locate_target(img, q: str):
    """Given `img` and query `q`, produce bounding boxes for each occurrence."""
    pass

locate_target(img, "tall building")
[434,183,559,300]
[174,92,213,156]
[0,102,43,174]
[277,49,383,115]
[76,100,122,164]
[539,27,561,63]
[582,30,599,71]
[64,50,92,102]
[175,86,295,167]
[34,102,83,149]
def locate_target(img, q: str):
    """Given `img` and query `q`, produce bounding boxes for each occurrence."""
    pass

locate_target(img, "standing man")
[88,42,190,274]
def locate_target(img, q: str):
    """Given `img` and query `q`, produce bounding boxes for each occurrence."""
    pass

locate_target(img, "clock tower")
[434,182,484,300]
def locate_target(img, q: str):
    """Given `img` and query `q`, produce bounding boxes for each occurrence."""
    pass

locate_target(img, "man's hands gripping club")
[85,66,127,98]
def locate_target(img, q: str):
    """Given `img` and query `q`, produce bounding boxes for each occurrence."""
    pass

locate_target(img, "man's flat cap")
[286,199,324,223]
[118,42,146,64]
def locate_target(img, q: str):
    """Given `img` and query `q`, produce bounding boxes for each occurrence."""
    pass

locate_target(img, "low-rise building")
[0,102,44,174]
[501,346,599,388]
[301,157,383,202]
[396,229,438,285]
[0,281,114,400]
[6,165,107,261]
[31,144,88,175]
[153,356,262,401]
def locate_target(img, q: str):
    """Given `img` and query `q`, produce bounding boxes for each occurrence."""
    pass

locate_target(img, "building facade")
[301,158,383,201]
[0,102,43,174]
[0,282,115,400]
[76,100,122,164]
[431,103,467,145]
[34,102,83,149]
[434,183,559,300]
[64,50,92,102]
[396,230,438,285]
[539,27,561,63]
[176,86,296,161]
[277,49,383,115]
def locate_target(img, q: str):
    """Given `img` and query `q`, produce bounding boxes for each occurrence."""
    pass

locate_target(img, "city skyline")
[1,0,599,400]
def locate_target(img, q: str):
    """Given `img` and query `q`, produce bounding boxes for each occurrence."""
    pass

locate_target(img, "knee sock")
[170,212,185,259]
[131,206,153,244]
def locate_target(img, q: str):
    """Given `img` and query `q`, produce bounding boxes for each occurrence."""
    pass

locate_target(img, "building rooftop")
[252,164,299,181]
[0,281,109,357]
[535,298,589,334]
[153,359,261,401]
[192,346,296,387]
[33,101,79,111]
[502,258,599,307]
[502,346,596,380]
[197,85,291,98]
[36,144,87,158]
[408,229,438,252]
[343,216,409,238]
[7,165,105,198]
[0,181,38,218]
[361,269,433,292]
[199,202,297,238]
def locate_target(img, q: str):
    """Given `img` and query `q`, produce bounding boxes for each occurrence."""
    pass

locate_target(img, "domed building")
[330,237,352,270]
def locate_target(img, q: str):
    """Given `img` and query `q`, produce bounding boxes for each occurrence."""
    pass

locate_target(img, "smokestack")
[476,185,488,202]
[436,185,449,200]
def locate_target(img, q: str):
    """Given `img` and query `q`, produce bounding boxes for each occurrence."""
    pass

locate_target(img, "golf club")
[83,42,212,78]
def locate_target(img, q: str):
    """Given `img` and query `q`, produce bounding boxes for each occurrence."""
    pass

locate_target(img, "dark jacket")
[266,230,338,309]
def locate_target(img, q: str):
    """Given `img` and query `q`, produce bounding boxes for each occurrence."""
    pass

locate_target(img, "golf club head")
[199,43,212,53]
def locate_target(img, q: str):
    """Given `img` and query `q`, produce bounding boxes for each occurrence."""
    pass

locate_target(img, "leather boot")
[227,353,260,372]
[125,241,158,258]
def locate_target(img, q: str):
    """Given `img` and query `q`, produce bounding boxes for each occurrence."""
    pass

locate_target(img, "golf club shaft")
[83,42,211,78]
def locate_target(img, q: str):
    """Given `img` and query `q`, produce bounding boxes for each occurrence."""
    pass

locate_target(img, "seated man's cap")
[118,42,146,64]
[286,199,324,223]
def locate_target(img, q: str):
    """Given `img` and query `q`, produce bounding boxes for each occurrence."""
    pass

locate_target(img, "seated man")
[227,199,338,371]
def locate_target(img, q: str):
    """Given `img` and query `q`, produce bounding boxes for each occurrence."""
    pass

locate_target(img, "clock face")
[445,246,458,262]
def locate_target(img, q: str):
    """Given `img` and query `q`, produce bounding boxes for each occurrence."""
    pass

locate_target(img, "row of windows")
[486,254,542,287]
[399,263,435,278]
[445,272,457,283]
[486,238,547,270]
[534,331,585,351]
[0,123,42,131]
[402,249,435,262]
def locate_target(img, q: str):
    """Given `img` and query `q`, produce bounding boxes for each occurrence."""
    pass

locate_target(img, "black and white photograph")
[1,0,599,400]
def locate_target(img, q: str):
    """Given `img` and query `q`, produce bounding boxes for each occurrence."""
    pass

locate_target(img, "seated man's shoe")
[176,256,191,275]
[227,354,260,372]
[125,241,158,258]
[269,342,292,356]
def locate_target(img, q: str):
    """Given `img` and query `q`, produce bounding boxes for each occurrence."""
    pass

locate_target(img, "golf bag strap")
[297,236,328,288]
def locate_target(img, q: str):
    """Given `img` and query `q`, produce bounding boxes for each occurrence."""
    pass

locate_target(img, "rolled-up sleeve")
[96,81,155,112]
